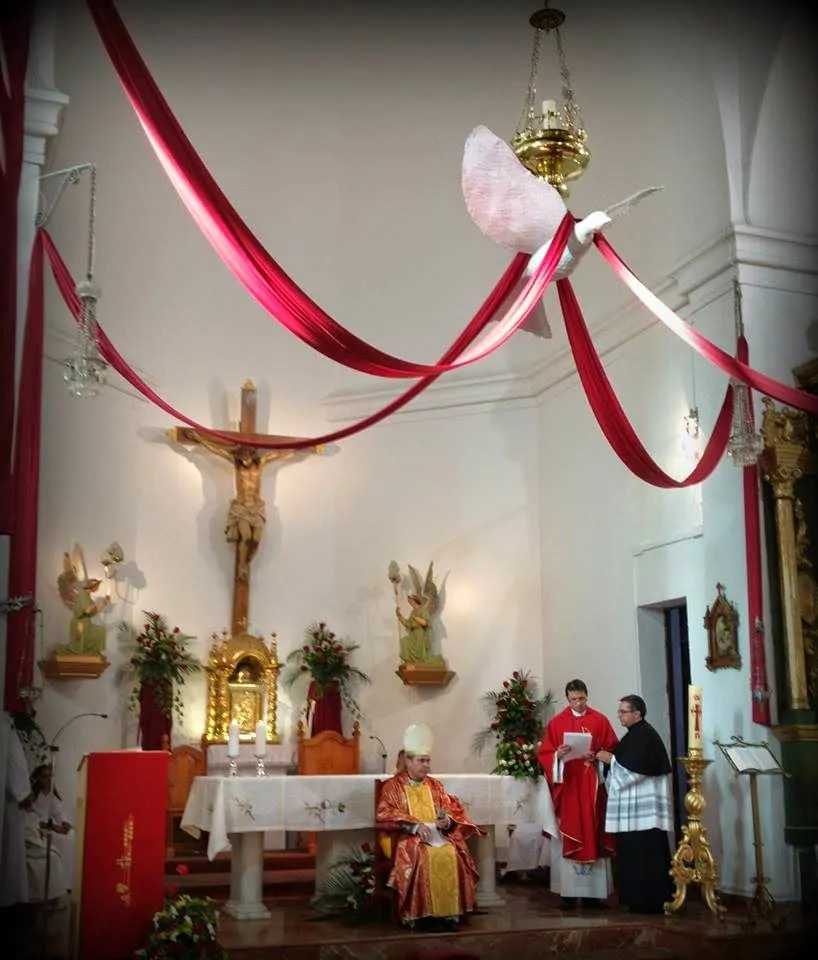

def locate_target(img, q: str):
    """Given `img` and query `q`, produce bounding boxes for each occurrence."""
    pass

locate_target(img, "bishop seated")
[375,723,481,929]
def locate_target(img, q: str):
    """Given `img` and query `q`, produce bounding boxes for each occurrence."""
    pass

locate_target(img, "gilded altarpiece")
[204,632,280,744]
[759,360,818,908]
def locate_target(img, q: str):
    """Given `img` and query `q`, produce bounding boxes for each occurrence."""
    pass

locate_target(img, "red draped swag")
[0,2,32,533]
[4,0,795,715]
[1,2,35,711]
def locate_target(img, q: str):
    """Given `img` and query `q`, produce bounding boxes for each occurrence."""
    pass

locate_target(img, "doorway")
[636,601,691,840]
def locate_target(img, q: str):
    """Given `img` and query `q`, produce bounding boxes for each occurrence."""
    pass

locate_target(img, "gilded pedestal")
[664,750,726,919]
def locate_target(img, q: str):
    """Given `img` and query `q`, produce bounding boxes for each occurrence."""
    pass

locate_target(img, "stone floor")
[217,885,809,960]
[4,882,810,960]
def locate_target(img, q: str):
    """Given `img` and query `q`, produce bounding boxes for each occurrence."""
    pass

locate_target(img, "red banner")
[75,751,168,960]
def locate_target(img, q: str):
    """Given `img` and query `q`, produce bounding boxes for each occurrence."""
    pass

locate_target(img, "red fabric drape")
[736,338,771,724]
[41,220,572,449]
[0,2,32,532]
[596,235,818,417]
[5,232,45,710]
[84,0,569,380]
[557,279,733,487]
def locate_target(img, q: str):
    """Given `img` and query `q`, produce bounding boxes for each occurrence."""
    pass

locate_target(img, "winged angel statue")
[56,545,110,656]
[461,125,661,337]
[389,561,445,666]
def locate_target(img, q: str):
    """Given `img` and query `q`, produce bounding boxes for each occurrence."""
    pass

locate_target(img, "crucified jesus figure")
[189,438,291,582]
[167,380,323,636]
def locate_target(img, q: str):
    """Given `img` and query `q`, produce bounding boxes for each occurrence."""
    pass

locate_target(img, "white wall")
[18,0,817,901]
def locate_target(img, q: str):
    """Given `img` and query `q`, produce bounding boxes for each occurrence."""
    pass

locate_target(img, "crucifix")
[167,380,323,637]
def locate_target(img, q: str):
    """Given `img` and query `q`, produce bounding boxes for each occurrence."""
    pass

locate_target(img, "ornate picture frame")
[704,583,741,671]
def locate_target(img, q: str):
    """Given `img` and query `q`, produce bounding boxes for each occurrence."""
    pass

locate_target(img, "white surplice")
[26,791,72,901]
[0,715,31,907]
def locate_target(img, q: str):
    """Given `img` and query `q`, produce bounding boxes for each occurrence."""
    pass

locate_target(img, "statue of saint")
[56,549,110,655]
[394,563,444,666]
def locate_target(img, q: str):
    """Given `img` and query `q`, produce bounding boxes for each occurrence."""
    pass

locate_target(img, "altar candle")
[688,685,703,751]
[254,720,267,757]
[542,98,557,116]
[227,719,240,758]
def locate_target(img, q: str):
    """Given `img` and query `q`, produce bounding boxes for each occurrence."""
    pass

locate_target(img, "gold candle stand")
[664,749,727,918]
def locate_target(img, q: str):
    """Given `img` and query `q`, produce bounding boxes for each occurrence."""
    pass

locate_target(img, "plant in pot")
[124,612,200,750]
[282,622,370,736]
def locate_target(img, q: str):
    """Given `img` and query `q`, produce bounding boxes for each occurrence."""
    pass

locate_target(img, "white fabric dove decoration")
[462,125,661,337]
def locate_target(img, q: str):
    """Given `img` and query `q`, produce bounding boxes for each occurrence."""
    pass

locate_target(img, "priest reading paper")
[375,723,482,930]
[537,679,618,910]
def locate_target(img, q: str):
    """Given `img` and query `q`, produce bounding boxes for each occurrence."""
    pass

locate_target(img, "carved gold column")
[760,398,812,711]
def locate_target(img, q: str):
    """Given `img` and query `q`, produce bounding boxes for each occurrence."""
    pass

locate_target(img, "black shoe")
[560,897,576,911]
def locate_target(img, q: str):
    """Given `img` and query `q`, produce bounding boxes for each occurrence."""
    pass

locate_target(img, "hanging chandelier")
[511,2,589,197]
[38,163,108,397]
[727,281,764,468]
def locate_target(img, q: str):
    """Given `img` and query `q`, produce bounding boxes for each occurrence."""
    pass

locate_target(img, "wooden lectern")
[72,752,168,960]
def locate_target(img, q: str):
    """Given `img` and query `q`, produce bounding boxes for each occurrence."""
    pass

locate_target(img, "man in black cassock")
[595,695,673,914]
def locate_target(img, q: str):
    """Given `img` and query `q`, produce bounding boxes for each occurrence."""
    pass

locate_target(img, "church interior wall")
[16,0,815,904]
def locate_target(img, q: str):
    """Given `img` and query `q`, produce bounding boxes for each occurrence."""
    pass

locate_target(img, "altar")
[181,772,557,920]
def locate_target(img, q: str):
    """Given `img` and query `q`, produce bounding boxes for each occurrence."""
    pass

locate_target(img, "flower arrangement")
[136,886,226,960]
[125,612,200,721]
[283,621,371,716]
[472,670,553,780]
[310,842,377,920]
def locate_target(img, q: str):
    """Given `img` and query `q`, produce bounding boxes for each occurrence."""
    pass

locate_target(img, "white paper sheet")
[562,732,593,763]
[421,823,447,847]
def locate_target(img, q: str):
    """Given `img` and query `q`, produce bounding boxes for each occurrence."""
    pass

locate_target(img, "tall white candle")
[688,685,703,751]
[254,720,267,757]
[227,719,240,758]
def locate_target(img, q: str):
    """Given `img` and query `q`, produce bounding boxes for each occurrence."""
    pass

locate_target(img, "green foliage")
[283,622,371,717]
[124,612,200,721]
[472,670,553,780]
[311,843,377,920]
[136,892,227,959]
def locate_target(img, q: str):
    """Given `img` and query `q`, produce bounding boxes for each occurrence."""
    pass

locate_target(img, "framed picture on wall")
[704,582,741,671]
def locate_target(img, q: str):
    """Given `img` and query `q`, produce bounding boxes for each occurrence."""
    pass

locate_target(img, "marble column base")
[474,825,506,907]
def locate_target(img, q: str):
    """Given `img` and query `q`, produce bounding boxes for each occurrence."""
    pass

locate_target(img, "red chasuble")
[376,773,481,922]
[538,706,618,862]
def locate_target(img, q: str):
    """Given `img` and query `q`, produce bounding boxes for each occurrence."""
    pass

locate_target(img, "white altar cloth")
[182,773,556,860]
[181,773,556,920]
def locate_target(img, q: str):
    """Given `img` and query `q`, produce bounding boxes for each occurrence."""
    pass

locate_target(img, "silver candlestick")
[255,755,266,777]
[228,757,239,778]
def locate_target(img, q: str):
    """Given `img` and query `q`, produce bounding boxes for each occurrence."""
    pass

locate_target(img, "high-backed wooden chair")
[297,721,360,851]
[296,720,361,775]
[373,776,402,922]
[166,744,206,858]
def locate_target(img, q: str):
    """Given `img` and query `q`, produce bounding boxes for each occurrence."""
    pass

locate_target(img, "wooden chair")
[372,776,402,922]
[166,744,206,858]
[297,720,360,852]
[296,720,361,775]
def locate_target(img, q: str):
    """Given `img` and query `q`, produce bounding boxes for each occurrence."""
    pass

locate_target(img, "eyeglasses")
[617,709,635,714]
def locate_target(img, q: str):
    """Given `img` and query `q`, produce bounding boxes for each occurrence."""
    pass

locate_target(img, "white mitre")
[403,723,434,756]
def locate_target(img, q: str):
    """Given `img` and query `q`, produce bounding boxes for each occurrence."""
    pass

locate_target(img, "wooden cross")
[168,380,322,636]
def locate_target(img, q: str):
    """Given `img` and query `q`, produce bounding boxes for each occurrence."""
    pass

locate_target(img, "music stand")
[714,735,788,924]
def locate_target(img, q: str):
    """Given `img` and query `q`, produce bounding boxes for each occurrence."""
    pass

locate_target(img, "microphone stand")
[39,712,108,960]
[369,735,388,774]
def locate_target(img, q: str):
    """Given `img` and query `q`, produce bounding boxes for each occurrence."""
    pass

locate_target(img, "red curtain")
[0,2,32,533]
[736,338,771,724]
[4,232,45,710]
